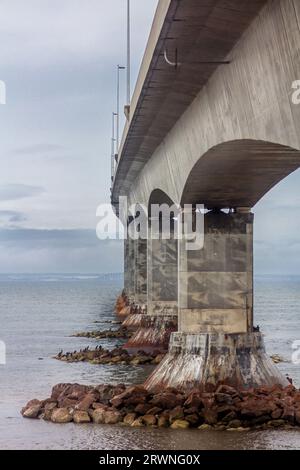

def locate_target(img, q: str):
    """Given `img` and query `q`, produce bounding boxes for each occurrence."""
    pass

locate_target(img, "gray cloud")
[12,144,65,155]
[0,210,27,224]
[0,184,45,201]
[0,228,123,273]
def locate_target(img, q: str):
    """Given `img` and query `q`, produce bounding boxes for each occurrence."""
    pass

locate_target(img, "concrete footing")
[122,313,146,331]
[144,332,288,391]
[123,315,178,354]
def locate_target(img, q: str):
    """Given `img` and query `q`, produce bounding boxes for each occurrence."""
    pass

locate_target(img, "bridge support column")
[124,217,178,353]
[145,209,287,390]
[116,236,136,317]
[122,236,148,330]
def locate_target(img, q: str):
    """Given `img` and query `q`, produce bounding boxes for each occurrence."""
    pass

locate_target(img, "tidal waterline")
[0,274,299,450]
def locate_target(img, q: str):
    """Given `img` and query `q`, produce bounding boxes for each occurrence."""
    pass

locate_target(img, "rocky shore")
[71,327,132,340]
[54,347,164,366]
[21,383,300,431]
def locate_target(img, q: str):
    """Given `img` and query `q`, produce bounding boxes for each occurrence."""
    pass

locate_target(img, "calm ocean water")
[0,274,299,450]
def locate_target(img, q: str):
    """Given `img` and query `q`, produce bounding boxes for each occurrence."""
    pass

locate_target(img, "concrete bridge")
[112,0,300,391]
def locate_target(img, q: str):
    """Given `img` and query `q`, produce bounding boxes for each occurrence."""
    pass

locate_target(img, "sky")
[0,0,300,275]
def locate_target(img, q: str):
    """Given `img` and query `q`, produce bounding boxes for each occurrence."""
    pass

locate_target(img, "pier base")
[123,315,177,354]
[122,313,146,331]
[144,332,288,391]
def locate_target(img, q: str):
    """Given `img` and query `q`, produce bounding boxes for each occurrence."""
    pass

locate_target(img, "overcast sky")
[0,0,300,275]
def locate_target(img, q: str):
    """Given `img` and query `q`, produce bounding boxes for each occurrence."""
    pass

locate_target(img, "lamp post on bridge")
[111,112,117,183]
[116,64,126,155]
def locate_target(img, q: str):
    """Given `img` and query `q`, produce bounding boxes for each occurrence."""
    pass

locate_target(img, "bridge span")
[112,0,300,390]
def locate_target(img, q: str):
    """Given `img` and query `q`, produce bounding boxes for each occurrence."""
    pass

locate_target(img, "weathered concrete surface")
[134,237,147,307]
[124,315,178,354]
[113,0,300,211]
[122,313,145,331]
[148,235,178,316]
[144,332,288,391]
[179,210,253,335]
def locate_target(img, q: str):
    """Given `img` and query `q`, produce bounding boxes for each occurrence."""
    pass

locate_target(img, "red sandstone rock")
[169,406,184,423]
[147,406,162,415]
[216,385,238,396]
[135,403,152,415]
[21,399,41,418]
[76,393,97,411]
[271,408,282,420]
[110,396,124,408]
[158,416,168,428]
[91,409,106,424]
[104,410,122,424]
[142,415,157,426]
[203,408,218,425]
[73,410,91,424]
[22,404,42,419]
[215,393,234,405]
[123,413,137,425]
[185,414,200,426]
[184,392,203,409]
[170,419,189,430]
[282,407,295,424]
[51,408,73,424]
[57,397,78,408]
[151,392,182,409]
[131,417,144,427]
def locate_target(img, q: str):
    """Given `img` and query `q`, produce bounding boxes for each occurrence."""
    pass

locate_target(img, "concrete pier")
[144,332,288,391]
[123,214,178,353]
[144,209,287,390]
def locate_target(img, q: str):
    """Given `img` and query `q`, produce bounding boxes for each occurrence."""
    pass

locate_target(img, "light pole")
[116,64,125,153]
[127,0,131,106]
[111,112,117,182]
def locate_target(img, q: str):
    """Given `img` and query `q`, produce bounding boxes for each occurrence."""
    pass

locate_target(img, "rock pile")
[22,383,300,431]
[71,327,132,340]
[54,347,164,366]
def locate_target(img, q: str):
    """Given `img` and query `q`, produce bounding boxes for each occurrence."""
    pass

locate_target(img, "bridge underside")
[182,140,300,207]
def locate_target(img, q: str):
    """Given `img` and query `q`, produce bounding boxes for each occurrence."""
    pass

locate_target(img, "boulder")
[198,423,212,430]
[142,415,157,426]
[58,397,78,408]
[104,410,122,425]
[147,407,162,416]
[271,408,282,420]
[268,419,286,428]
[73,410,91,424]
[76,393,97,411]
[151,392,182,409]
[131,417,144,427]
[216,385,239,396]
[215,393,234,405]
[185,414,200,426]
[135,403,152,415]
[228,419,242,428]
[43,402,57,421]
[184,392,203,409]
[169,406,184,423]
[110,396,124,408]
[51,408,73,424]
[295,410,300,425]
[22,404,41,419]
[91,409,106,424]
[123,413,137,426]
[282,407,295,424]
[157,416,168,428]
[170,420,189,430]
[203,408,218,425]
